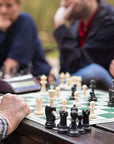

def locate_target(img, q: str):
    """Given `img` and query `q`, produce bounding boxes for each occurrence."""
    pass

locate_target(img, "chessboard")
[18,88,114,126]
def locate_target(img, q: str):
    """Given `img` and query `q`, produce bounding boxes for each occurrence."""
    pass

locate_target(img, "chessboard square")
[101,108,114,113]
[98,113,114,119]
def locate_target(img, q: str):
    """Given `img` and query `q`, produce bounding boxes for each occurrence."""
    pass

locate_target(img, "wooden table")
[3,119,114,144]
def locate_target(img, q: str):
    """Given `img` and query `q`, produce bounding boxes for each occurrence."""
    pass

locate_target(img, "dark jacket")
[0,13,51,76]
[54,0,114,74]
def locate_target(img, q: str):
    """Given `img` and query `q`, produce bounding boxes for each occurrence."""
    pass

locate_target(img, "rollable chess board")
[18,88,114,126]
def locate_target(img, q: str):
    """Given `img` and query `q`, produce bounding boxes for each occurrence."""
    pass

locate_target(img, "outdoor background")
[22,0,114,57]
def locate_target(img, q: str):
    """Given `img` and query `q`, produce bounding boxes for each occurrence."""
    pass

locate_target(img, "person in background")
[54,0,114,90]
[110,59,114,77]
[0,93,30,140]
[0,0,52,79]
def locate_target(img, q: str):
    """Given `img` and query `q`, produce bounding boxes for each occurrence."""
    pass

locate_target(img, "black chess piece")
[67,106,80,137]
[57,110,68,134]
[69,86,76,100]
[108,89,114,107]
[90,79,96,93]
[45,106,56,129]
[82,109,91,132]
[78,115,85,134]
[88,91,97,103]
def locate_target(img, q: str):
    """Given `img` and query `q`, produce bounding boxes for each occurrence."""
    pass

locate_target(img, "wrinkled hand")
[0,17,12,32]
[54,6,74,28]
[4,58,19,74]
[0,93,30,135]
[109,59,114,77]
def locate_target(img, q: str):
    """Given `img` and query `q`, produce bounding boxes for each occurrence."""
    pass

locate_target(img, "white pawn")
[74,91,80,106]
[48,89,55,107]
[40,74,47,93]
[77,76,82,89]
[89,101,96,119]
[59,72,65,89]
[82,85,87,97]
[56,87,60,98]
[61,99,67,111]
[34,97,43,115]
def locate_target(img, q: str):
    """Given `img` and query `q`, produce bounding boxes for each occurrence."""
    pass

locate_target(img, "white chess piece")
[61,99,67,111]
[89,101,96,119]
[34,97,43,115]
[48,89,55,106]
[56,87,60,98]
[40,74,47,93]
[74,91,80,106]
[82,85,87,98]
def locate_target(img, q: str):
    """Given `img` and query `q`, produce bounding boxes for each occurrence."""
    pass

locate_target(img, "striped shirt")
[0,117,8,140]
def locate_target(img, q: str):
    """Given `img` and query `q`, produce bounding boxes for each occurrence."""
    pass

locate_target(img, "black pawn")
[82,110,91,132]
[108,89,114,107]
[88,91,97,102]
[69,86,76,100]
[57,110,68,134]
[45,106,56,129]
[90,79,96,93]
[78,115,85,134]
[67,106,80,137]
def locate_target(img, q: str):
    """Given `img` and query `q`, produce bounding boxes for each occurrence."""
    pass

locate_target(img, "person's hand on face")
[109,59,114,77]
[0,93,30,135]
[54,5,74,28]
[0,16,12,32]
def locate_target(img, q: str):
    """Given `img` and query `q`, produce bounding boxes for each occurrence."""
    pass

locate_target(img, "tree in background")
[22,0,114,48]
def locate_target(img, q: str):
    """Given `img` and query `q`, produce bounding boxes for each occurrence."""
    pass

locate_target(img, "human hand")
[0,93,30,135]
[0,16,12,32]
[4,58,19,75]
[109,59,114,77]
[48,70,55,83]
[54,6,74,28]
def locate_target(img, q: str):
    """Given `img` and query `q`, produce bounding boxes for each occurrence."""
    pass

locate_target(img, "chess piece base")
[67,129,80,137]
[82,124,91,132]
[89,114,96,119]
[34,110,43,115]
[108,102,114,107]
[45,121,56,129]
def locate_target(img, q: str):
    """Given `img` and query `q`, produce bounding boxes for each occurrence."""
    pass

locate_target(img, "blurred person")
[0,0,52,79]
[0,93,30,140]
[54,0,114,89]
[110,59,114,77]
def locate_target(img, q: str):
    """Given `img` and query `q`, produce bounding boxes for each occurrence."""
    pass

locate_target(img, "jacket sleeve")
[54,25,92,73]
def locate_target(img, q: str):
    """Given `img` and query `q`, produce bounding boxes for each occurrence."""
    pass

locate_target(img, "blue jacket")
[0,13,51,76]
[54,0,114,75]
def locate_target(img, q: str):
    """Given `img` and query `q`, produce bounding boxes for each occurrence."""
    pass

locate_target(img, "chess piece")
[77,76,82,89]
[88,91,97,103]
[108,89,114,107]
[57,110,68,134]
[78,115,85,134]
[56,87,60,98]
[40,74,47,93]
[45,106,56,129]
[34,97,43,115]
[48,89,55,107]
[67,106,80,137]
[61,99,67,111]
[59,72,65,89]
[89,79,96,93]
[82,85,87,98]
[82,109,91,132]
[89,101,96,119]
[69,85,77,100]
[74,91,80,106]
